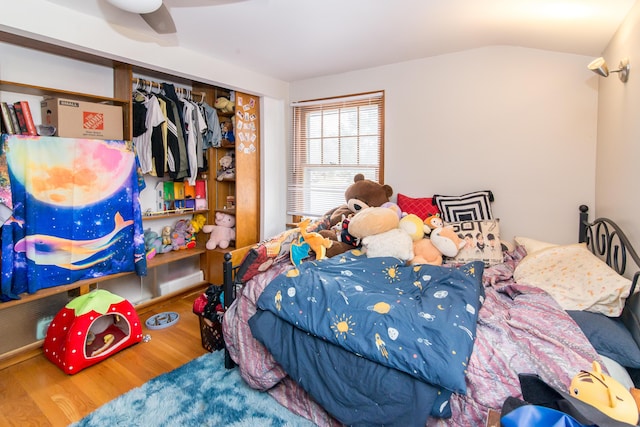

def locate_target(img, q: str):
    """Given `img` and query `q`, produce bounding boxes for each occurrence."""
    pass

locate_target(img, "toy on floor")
[43,289,142,374]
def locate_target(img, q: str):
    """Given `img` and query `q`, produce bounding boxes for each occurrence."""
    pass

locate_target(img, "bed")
[221,204,640,426]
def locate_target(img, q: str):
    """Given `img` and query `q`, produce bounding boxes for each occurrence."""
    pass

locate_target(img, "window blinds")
[288,91,384,218]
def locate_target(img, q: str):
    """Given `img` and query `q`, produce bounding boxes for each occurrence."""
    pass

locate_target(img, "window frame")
[288,91,385,220]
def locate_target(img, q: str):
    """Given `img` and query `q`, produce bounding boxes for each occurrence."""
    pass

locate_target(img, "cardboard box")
[41,97,123,140]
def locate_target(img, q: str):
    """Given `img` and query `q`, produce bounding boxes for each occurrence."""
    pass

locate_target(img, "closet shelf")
[0,247,206,311]
[142,209,208,221]
[214,208,236,215]
[0,80,129,106]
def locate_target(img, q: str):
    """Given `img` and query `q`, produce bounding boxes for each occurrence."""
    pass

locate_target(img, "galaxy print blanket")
[255,251,485,394]
[0,135,146,301]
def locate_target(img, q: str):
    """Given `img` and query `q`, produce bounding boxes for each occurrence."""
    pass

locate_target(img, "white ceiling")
[45,0,636,82]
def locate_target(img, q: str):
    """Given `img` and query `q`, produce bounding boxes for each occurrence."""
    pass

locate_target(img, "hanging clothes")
[201,101,222,149]
[161,83,189,180]
[182,99,207,185]
[133,93,165,175]
[151,96,169,177]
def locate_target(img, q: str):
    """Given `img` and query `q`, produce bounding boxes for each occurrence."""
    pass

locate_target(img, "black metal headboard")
[578,205,640,294]
[578,205,640,347]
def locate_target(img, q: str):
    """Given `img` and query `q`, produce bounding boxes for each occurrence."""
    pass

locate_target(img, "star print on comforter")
[255,252,485,393]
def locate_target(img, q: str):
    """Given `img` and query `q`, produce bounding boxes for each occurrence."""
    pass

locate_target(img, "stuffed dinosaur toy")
[297,218,333,260]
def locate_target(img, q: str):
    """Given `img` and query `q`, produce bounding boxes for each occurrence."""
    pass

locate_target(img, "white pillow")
[514,236,557,255]
[599,354,635,391]
[513,243,632,316]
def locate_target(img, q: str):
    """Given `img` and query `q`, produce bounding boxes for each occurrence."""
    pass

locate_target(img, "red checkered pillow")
[397,193,440,219]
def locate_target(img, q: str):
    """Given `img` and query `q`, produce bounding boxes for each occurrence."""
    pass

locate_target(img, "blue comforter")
[255,252,485,394]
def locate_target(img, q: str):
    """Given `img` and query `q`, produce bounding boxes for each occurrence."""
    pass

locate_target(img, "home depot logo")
[83,111,104,130]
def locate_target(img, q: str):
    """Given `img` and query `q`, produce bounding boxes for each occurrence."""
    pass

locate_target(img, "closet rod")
[133,78,206,102]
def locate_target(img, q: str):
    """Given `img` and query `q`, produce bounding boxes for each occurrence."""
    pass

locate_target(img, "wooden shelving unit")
[0,30,261,359]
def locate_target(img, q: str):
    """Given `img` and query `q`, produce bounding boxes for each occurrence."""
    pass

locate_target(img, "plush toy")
[143,228,171,259]
[569,361,638,425]
[407,214,465,266]
[325,174,394,226]
[381,201,402,219]
[203,212,236,250]
[298,218,333,260]
[171,219,192,250]
[399,214,426,241]
[214,97,235,114]
[423,213,444,235]
[411,238,446,266]
[361,228,414,262]
[191,213,207,233]
[319,174,395,257]
[220,120,235,142]
[348,206,399,241]
[161,225,172,246]
[217,153,235,181]
[342,206,415,260]
[423,214,465,258]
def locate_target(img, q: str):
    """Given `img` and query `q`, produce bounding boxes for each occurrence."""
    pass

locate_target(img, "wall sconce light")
[588,57,630,83]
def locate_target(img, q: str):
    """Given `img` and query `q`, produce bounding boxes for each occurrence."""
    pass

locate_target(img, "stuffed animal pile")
[317,174,464,265]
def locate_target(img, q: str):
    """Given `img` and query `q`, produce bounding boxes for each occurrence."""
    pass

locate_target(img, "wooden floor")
[0,288,210,427]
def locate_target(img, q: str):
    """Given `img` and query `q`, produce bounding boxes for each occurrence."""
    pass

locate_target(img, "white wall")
[261,96,288,239]
[596,1,640,250]
[1,0,619,246]
[291,46,599,245]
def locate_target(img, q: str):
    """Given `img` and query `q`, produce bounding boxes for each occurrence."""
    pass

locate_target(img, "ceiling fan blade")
[140,3,176,34]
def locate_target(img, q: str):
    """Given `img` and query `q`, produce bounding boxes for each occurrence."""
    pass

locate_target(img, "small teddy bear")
[217,153,235,181]
[203,212,236,250]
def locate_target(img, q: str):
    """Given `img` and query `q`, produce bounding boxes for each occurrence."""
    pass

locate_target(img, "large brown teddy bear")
[320,174,394,257]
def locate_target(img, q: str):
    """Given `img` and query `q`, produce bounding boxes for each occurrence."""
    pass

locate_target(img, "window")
[288,91,384,218]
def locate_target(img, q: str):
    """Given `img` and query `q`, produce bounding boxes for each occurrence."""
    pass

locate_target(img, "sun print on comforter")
[256,251,485,393]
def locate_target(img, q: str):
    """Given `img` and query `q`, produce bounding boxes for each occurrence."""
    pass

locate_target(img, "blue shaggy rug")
[72,351,314,427]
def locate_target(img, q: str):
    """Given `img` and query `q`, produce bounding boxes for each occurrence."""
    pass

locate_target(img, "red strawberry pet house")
[43,289,143,374]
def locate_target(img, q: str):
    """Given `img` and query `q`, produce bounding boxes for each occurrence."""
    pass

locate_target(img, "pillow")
[513,243,633,316]
[514,236,557,255]
[445,219,503,266]
[396,193,439,219]
[433,190,494,222]
[567,310,640,369]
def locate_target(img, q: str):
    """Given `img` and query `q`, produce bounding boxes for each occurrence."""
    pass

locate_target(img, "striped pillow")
[433,191,494,222]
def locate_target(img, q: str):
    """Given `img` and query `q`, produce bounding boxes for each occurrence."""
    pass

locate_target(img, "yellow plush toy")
[298,218,333,260]
[191,213,207,233]
[402,213,464,266]
[569,361,639,425]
